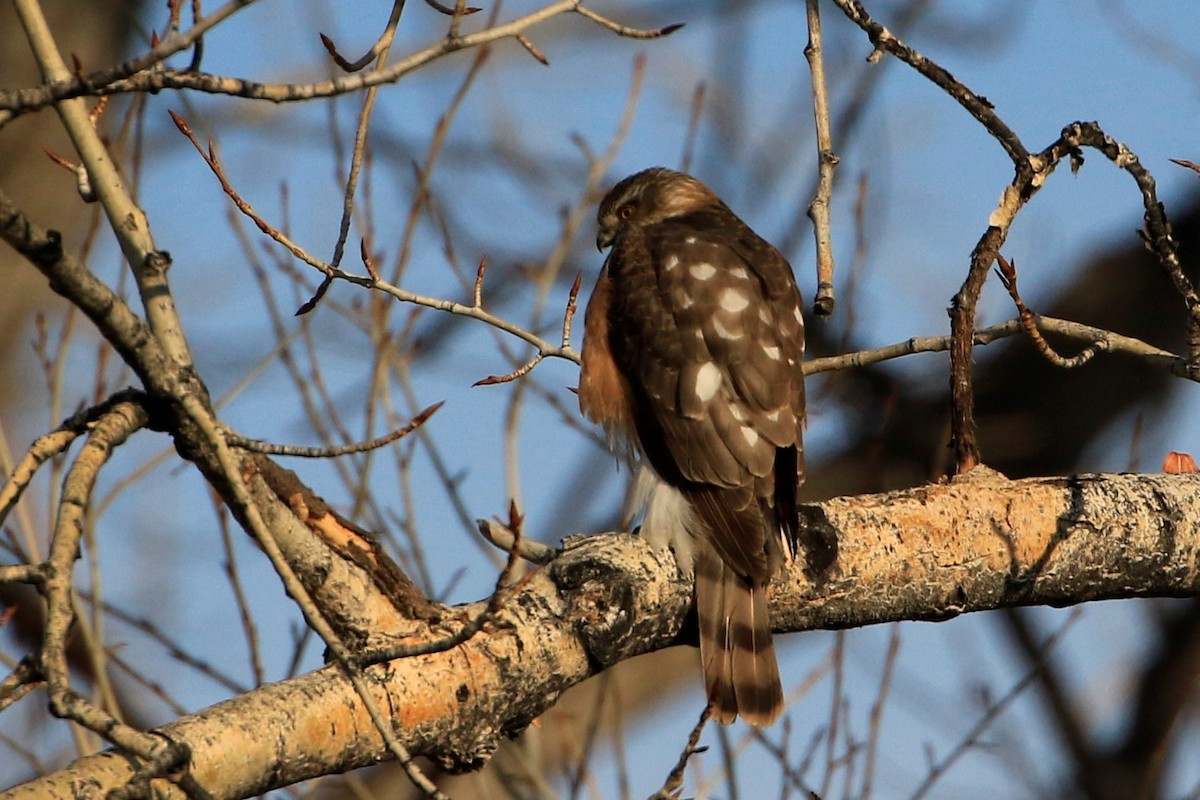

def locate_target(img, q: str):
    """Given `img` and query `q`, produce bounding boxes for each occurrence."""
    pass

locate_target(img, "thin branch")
[562,270,583,347]
[464,256,484,308]
[14,0,196,372]
[356,501,533,664]
[38,400,165,763]
[0,0,261,126]
[225,401,443,458]
[214,500,265,688]
[860,624,901,799]
[388,42,491,288]
[994,255,1107,368]
[804,316,1184,376]
[829,0,1029,169]
[476,517,557,564]
[326,0,408,276]
[0,390,149,534]
[679,82,706,174]
[829,1,1194,471]
[0,657,42,716]
[172,112,581,367]
[473,354,545,387]
[648,707,711,800]
[514,33,549,65]
[80,591,250,696]
[0,565,41,585]
[804,0,838,317]
[170,111,333,276]
[908,610,1083,800]
[572,5,683,39]
[423,0,481,16]
[0,2,680,118]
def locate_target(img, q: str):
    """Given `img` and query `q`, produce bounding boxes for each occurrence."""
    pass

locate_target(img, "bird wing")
[606,209,805,578]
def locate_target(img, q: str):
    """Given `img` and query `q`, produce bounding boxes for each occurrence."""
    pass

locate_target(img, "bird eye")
[617,203,635,221]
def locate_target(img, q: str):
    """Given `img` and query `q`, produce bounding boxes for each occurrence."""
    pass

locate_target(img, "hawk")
[579,167,806,726]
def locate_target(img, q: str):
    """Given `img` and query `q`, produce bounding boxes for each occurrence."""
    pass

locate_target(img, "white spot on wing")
[694,361,721,403]
[729,267,749,280]
[663,255,680,272]
[793,305,804,325]
[712,317,741,340]
[675,288,695,309]
[759,307,772,324]
[763,345,781,360]
[689,262,716,280]
[685,236,697,245]
[741,427,759,447]
[719,288,749,313]
[730,405,746,422]
[765,409,782,422]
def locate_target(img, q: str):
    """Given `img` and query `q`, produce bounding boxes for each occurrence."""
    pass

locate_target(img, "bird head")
[596,167,717,250]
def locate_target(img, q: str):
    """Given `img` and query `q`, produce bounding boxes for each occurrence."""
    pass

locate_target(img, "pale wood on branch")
[5,469,1198,799]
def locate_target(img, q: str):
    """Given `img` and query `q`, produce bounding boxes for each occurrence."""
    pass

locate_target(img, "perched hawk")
[579,167,806,726]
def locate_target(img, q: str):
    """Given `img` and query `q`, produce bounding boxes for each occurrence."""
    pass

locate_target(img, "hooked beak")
[596,229,614,251]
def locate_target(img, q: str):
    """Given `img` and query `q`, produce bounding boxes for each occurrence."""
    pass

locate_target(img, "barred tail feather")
[695,545,783,726]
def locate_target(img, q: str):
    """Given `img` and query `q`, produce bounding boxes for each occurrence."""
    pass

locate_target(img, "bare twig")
[326,0,409,277]
[320,21,394,73]
[38,401,165,762]
[494,52,645,511]
[356,501,534,664]
[423,0,480,16]
[473,355,546,387]
[649,706,711,799]
[820,630,847,798]
[0,390,148,536]
[829,0,1028,166]
[14,0,196,372]
[0,0,260,126]
[828,0,1029,471]
[389,41,491,288]
[679,82,706,174]
[572,6,683,39]
[214,500,265,687]
[170,111,335,276]
[0,657,42,716]
[225,401,443,458]
[476,517,557,564]
[994,255,1108,368]
[171,111,580,365]
[804,0,838,317]
[80,591,250,696]
[472,256,487,307]
[860,624,901,799]
[514,33,549,65]
[830,0,1194,473]
[804,316,1182,376]
[908,610,1083,800]
[562,270,583,347]
[1,1,678,120]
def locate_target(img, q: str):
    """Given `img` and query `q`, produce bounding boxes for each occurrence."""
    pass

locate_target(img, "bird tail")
[695,544,783,726]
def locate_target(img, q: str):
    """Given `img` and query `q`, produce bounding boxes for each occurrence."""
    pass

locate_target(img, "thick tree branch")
[5,469,1198,799]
